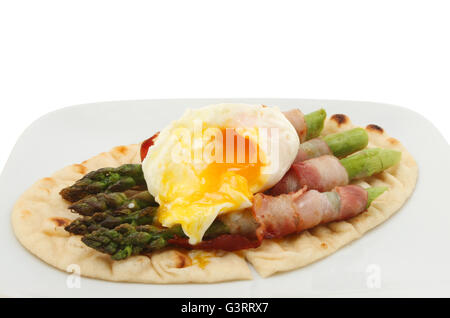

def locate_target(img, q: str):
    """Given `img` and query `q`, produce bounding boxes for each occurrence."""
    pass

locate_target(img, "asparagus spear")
[81,223,183,260]
[271,147,401,195]
[323,128,369,158]
[81,220,230,260]
[340,148,402,180]
[65,206,157,235]
[69,190,156,216]
[366,186,388,208]
[60,164,146,202]
[297,128,369,162]
[304,109,327,140]
[68,192,127,216]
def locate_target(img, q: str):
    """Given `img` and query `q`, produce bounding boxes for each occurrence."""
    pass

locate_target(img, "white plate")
[1,99,449,298]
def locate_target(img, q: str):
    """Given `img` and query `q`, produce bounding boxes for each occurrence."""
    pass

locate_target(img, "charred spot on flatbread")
[73,164,87,175]
[50,217,71,227]
[20,210,32,219]
[42,177,56,185]
[172,250,192,268]
[388,137,399,145]
[114,146,129,155]
[330,114,348,126]
[366,124,384,134]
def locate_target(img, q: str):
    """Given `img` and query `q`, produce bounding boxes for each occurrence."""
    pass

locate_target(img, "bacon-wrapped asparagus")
[282,108,327,142]
[170,185,386,251]
[295,128,369,163]
[252,185,387,239]
[269,148,401,195]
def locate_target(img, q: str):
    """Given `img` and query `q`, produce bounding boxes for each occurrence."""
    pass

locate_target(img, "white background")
[1,0,449,173]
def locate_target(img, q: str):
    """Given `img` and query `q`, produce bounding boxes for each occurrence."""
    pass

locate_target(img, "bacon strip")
[283,109,307,142]
[169,185,368,250]
[253,185,368,240]
[268,155,349,195]
[294,138,332,163]
[335,185,368,219]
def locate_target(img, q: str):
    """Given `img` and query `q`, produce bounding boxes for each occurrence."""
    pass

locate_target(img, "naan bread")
[12,114,417,282]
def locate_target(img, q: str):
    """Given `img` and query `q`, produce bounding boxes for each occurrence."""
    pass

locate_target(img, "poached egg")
[142,103,299,244]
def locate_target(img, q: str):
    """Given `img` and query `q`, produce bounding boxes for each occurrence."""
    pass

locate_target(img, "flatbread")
[12,114,418,282]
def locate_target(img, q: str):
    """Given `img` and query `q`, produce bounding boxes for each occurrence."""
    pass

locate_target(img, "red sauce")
[140,132,159,161]
[168,234,261,251]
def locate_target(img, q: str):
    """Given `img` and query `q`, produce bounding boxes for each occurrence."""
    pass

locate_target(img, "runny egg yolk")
[157,128,267,244]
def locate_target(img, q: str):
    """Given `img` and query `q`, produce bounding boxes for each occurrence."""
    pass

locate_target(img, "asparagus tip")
[366,186,388,208]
